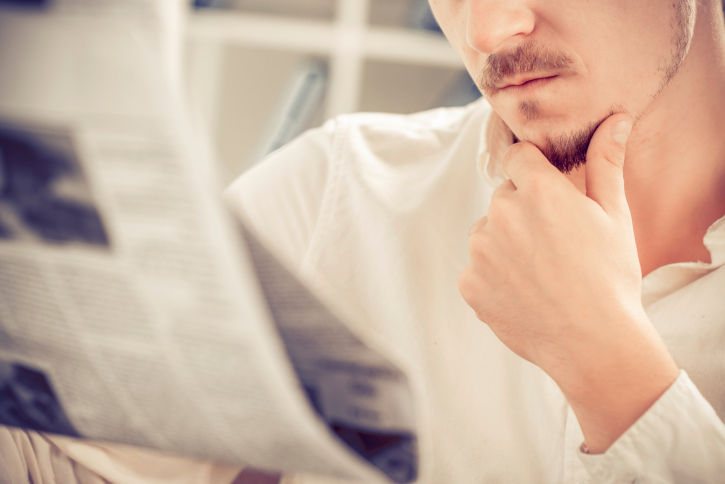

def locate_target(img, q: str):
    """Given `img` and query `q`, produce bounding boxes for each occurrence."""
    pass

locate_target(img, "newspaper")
[0,2,418,482]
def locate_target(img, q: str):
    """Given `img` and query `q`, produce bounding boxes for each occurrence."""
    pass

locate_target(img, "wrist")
[538,309,679,454]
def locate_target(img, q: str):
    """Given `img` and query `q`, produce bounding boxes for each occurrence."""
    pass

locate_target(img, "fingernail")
[612,119,633,147]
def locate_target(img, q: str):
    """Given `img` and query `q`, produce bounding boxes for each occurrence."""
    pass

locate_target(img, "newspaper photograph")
[0,122,110,248]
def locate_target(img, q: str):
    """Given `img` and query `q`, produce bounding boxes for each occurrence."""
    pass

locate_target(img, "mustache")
[478,41,573,95]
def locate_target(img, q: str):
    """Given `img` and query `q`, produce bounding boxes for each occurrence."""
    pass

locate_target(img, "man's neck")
[576,3,725,277]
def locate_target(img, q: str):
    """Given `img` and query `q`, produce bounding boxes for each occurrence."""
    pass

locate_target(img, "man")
[224,0,725,481]
[3,0,725,482]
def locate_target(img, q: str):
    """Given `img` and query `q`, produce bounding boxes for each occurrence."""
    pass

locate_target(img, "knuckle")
[490,188,505,205]
[491,179,515,200]
[469,216,488,236]
[524,173,558,198]
[600,144,626,168]
[486,198,519,236]
[485,201,504,227]
[467,234,478,255]
[467,231,490,260]
[457,267,476,300]
[458,269,490,319]
[474,311,490,324]
[467,226,482,247]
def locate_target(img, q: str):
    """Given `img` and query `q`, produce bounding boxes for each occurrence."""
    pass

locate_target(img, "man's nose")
[466,1,536,54]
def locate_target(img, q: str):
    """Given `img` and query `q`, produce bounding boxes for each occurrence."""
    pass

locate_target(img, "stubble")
[478,0,695,174]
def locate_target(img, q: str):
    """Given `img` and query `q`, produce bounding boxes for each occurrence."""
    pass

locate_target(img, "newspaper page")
[0,2,418,482]
[242,227,418,483]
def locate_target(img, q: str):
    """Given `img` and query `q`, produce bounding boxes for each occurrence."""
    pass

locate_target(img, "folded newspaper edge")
[241,224,419,483]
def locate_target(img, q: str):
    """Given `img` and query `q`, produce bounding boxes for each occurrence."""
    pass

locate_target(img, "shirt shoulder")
[223,99,494,271]
[342,99,492,169]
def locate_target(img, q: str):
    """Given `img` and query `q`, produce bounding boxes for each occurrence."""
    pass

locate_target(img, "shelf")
[360,60,466,114]
[182,0,473,183]
[185,10,462,68]
[205,45,328,180]
[193,0,336,21]
[364,27,458,67]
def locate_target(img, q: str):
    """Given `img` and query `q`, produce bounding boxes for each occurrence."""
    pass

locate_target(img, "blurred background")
[185,0,480,185]
[4,0,725,188]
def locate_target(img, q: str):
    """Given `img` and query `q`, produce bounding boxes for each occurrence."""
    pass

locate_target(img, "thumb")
[585,113,633,216]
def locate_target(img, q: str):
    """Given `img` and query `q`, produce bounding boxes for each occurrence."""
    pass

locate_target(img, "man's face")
[430,0,695,173]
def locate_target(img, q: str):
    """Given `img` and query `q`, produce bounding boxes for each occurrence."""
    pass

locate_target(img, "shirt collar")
[477,109,513,188]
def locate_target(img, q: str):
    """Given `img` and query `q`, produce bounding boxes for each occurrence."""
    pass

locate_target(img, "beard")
[479,0,695,174]
[536,118,602,174]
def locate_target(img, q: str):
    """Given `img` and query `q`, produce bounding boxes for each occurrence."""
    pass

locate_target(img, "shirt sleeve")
[578,370,725,483]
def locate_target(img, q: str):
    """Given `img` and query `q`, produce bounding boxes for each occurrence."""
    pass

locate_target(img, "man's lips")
[496,75,558,94]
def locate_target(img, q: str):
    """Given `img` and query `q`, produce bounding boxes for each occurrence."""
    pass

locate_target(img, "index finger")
[501,141,563,190]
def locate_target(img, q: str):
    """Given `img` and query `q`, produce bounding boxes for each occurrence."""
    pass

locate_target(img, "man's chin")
[511,123,599,174]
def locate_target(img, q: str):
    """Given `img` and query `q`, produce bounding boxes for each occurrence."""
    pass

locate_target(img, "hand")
[459,113,679,453]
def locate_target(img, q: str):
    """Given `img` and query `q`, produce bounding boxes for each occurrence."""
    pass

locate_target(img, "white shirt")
[3,99,725,483]
[224,98,725,484]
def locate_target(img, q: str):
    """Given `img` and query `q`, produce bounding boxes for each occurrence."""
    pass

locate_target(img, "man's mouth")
[497,75,559,95]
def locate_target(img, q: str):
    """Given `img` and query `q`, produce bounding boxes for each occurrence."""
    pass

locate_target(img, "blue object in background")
[0,0,49,7]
